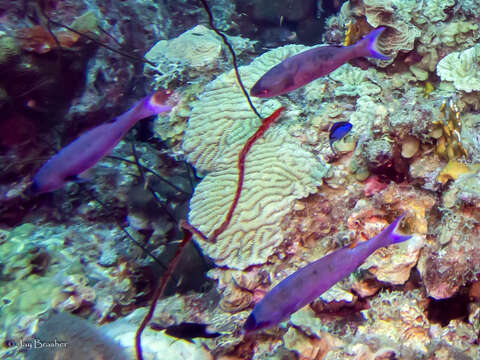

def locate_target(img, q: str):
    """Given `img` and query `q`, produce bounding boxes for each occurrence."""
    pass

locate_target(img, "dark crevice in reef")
[426,292,470,327]
[369,146,412,184]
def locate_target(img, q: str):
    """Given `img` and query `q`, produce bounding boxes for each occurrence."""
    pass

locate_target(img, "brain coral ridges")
[188,132,328,270]
[182,44,308,172]
[209,107,286,243]
[182,44,329,270]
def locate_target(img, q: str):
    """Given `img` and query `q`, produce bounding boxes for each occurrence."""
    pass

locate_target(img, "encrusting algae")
[437,160,471,185]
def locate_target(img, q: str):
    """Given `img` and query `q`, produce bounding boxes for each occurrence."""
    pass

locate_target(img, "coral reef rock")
[102,308,213,360]
[418,211,480,300]
[25,313,128,360]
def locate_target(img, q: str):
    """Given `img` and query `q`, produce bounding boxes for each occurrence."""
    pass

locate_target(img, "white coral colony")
[436,45,480,93]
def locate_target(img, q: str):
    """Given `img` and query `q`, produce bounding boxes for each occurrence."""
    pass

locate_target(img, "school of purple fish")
[31,27,412,334]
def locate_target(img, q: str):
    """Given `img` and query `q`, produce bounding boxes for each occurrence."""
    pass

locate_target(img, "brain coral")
[182,44,308,172]
[147,25,222,70]
[145,25,224,86]
[436,45,480,92]
[188,131,329,270]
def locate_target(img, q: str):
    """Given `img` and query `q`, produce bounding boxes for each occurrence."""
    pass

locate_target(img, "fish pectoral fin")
[65,174,80,182]
[77,168,96,180]
[65,174,90,184]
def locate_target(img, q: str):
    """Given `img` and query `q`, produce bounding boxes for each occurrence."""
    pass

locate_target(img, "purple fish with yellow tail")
[250,27,390,98]
[32,90,174,193]
[243,214,411,333]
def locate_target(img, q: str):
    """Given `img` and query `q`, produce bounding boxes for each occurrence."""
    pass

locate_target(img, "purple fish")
[243,214,411,333]
[250,27,390,98]
[32,90,174,193]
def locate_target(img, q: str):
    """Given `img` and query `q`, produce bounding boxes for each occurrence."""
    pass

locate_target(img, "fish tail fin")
[329,140,336,154]
[115,90,173,133]
[146,89,174,114]
[357,27,390,60]
[377,214,412,248]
